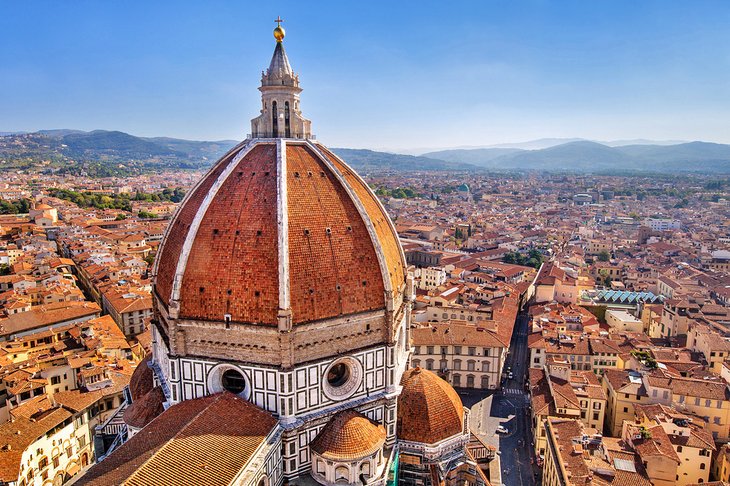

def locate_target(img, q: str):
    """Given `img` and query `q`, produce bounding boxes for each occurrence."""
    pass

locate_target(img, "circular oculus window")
[322,357,363,401]
[207,364,251,399]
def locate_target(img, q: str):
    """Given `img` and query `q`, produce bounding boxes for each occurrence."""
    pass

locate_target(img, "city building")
[542,417,651,486]
[411,322,507,390]
[627,403,715,486]
[605,309,644,333]
[529,360,606,459]
[643,218,681,232]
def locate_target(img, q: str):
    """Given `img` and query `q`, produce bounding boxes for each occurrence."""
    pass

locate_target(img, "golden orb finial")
[273,16,285,42]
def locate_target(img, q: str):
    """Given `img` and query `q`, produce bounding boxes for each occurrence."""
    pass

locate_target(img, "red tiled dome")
[310,409,386,460]
[128,355,153,401]
[154,140,405,326]
[123,386,166,429]
[397,367,464,444]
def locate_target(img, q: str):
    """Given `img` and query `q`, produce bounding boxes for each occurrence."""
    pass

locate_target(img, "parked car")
[496,425,509,434]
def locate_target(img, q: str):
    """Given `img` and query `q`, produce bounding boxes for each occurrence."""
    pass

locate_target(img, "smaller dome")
[397,367,464,444]
[123,386,166,429]
[310,410,386,460]
[129,355,153,401]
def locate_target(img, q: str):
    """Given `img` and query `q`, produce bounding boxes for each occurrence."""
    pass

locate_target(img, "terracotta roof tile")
[397,367,464,444]
[78,392,277,486]
[411,321,505,348]
[128,354,153,401]
[286,144,384,323]
[178,143,279,323]
[155,142,245,307]
[155,141,403,326]
[310,409,386,460]
[0,407,72,482]
[318,145,406,292]
[123,386,166,429]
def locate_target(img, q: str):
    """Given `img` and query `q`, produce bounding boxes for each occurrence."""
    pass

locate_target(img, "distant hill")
[144,136,238,162]
[417,137,688,154]
[424,140,730,173]
[420,148,523,166]
[331,148,476,172]
[483,138,586,150]
[1,129,728,175]
[497,141,629,171]
[0,129,472,176]
[36,129,88,137]
[603,138,687,147]
[0,129,238,176]
[614,142,730,171]
[60,130,185,158]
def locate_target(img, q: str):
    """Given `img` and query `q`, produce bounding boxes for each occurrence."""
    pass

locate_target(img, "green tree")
[16,199,30,213]
[597,250,610,262]
[138,210,158,219]
[0,200,18,215]
[598,268,612,286]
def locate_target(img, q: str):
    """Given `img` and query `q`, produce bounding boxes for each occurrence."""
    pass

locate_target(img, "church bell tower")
[250,17,312,139]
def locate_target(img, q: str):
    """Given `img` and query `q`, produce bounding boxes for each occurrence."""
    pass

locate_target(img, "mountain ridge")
[0,129,469,175]
[1,129,728,175]
[423,140,730,173]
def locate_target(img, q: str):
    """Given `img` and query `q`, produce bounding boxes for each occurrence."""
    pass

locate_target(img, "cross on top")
[275,16,283,27]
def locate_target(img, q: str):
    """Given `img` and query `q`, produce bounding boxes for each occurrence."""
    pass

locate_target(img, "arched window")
[335,465,349,483]
[453,374,461,387]
[482,361,490,372]
[466,374,475,388]
[272,101,278,136]
[453,359,462,371]
[412,359,421,368]
[467,360,476,371]
[425,359,434,370]
[284,101,291,137]
[481,375,490,388]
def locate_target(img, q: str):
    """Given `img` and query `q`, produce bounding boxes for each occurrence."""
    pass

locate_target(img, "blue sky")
[1,1,729,151]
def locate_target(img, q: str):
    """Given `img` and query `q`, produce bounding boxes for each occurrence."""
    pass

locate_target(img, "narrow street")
[466,309,539,486]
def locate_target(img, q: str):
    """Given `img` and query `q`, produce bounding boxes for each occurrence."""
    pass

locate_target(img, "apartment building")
[529,360,607,459]
[629,404,715,486]
[411,322,506,390]
[542,418,651,486]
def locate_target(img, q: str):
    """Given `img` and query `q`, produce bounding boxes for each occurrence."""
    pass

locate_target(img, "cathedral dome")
[310,409,386,460]
[397,367,464,444]
[154,140,406,327]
